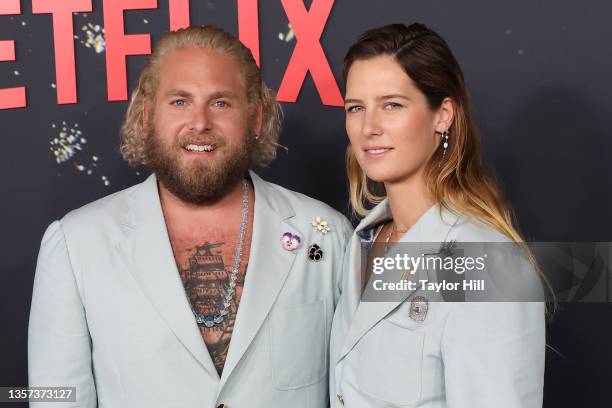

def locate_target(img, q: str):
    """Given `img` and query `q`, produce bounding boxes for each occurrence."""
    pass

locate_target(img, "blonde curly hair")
[120,26,282,167]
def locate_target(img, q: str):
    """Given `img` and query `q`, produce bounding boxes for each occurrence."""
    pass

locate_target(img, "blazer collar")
[116,174,219,380]
[217,170,302,392]
[337,200,461,363]
[353,198,392,236]
[355,198,460,243]
[117,172,301,394]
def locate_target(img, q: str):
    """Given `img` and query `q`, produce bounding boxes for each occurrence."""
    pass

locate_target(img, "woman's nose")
[362,109,383,137]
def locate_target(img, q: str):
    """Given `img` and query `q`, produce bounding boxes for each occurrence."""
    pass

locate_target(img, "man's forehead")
[158,47,240,76]
[156,47,246,94]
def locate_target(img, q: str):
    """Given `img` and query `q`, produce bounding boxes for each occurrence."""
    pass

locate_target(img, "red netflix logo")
[0,0,343,110]
[0,0,27,109]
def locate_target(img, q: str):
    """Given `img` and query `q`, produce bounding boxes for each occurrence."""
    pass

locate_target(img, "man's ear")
[435,97,455,133]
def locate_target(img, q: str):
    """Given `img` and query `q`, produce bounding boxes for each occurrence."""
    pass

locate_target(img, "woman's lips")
[364,147,393,157]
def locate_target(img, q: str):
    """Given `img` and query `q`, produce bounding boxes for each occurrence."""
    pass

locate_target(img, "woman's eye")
[385,102,402,110]
[346,105,363,113]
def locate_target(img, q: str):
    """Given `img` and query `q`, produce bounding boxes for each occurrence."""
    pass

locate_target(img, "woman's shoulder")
[444,209,513,244]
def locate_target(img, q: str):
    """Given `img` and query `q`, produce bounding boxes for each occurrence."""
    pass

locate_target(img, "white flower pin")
[311,217,331,234]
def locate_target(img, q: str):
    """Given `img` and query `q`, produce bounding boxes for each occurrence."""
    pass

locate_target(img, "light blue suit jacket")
[330,201,545,408]
[29,172,353,408]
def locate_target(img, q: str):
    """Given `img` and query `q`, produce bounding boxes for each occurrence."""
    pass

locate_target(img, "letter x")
[277,0,343,107]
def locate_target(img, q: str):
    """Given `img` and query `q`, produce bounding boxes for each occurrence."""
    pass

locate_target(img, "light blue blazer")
[29,171,353,408]
[330,201,545,407]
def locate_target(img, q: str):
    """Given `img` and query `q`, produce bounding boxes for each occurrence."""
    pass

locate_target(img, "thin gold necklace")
[383,221,410,253]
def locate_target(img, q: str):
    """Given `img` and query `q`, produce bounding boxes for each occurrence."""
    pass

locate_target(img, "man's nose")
[189,106,212,133]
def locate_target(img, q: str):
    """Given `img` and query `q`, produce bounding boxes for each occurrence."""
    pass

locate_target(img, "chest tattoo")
[174,239,249,377]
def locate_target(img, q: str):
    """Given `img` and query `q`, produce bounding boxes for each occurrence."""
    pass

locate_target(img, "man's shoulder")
[60,179,144,231]
[261,179,349,224]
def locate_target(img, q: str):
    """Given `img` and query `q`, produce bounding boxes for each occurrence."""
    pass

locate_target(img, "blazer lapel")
[338,204,460,362]
[337,200,392,339]
[115,174,218,380]
[217,171,301,393]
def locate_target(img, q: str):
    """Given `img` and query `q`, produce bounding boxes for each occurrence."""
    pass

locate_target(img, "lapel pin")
[311,217,331,234]
[307,244,323,262]
[281,232,301,252]
[409,295,429,322]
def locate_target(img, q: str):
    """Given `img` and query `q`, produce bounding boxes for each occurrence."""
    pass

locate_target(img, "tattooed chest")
[172,239,250,375]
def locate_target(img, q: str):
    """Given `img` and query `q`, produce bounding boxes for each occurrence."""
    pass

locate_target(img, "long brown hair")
[344,23,523,243]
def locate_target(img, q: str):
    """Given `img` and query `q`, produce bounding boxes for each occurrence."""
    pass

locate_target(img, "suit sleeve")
[28,221,97,408]
[441,301,545,408]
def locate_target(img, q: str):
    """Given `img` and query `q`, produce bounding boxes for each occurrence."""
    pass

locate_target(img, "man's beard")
[144,125,253,205]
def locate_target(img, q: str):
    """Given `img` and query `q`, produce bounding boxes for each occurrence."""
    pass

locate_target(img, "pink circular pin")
[281,232,301,251]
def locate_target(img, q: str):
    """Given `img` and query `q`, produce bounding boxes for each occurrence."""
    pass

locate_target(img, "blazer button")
[217,404,228,408]
[337,394,345,406]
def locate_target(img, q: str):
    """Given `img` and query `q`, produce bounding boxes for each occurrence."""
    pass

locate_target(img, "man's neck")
[158,178,249,233]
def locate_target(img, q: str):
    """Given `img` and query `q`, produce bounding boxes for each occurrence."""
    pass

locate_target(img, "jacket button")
[337,394,344,405]
[217,405,228,408]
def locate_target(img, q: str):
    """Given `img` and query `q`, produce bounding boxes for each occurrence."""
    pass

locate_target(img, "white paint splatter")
[49,123,108,186]
[50,123,86,164]
[278,24,295,43]
[80,23,106,53]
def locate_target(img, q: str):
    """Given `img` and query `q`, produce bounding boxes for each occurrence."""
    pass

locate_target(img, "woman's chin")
[365,169,420,186]
[363,170,393,184]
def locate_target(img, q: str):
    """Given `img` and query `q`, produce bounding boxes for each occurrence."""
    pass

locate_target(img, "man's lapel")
[338,203,460,362]
[115,174,219,380]
[217,171,301,392]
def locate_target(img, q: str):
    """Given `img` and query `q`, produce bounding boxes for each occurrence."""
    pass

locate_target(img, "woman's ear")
[435,97,455,133]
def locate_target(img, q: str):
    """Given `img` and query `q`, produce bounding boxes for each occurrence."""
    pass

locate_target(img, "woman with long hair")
[329,23,545,407]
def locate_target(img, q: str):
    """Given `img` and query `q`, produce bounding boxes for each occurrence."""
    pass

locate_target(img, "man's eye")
[346,105,363,113]
[213,100,228,108]
[171,100,186,107]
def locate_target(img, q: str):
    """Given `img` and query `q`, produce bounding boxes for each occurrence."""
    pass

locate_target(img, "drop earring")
[441,130,449,160]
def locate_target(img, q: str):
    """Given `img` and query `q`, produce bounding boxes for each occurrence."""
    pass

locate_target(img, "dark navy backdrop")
[1,1,611,406]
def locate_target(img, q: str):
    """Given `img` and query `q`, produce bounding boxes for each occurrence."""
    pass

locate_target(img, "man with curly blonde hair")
[29,26,352,408]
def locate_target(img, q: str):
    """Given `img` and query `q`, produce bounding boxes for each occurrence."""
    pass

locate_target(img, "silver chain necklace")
[188,179,249,328]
